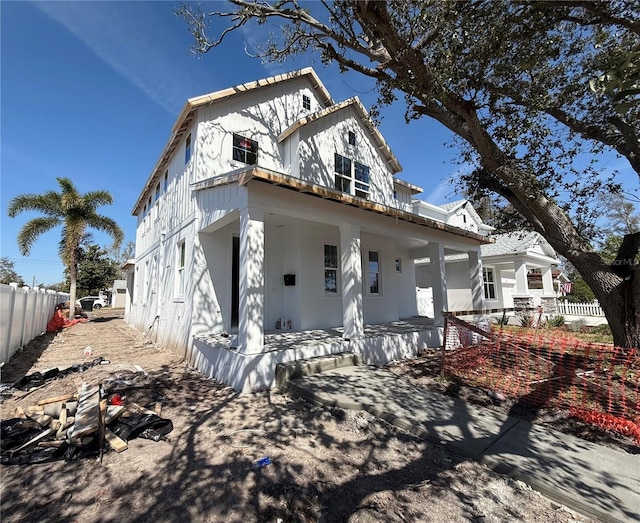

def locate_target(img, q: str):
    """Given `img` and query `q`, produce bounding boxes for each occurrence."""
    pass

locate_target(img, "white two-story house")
[124,68,489,391]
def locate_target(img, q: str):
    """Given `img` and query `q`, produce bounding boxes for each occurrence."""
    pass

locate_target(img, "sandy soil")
[1,309,595,523]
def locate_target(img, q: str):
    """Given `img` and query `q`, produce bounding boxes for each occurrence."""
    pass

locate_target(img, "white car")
[77,296,108,309]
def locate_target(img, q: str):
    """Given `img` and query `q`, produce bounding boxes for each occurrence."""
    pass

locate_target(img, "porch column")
[340,223,364,340]
[238,204,264,353]
[513,258,532,311]
[468,249,485,312]
[513,258,529,296]
[541,265,554,296]
[428,241,448,327]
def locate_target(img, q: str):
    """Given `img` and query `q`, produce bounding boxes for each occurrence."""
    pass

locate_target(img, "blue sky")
[1,1,637,287]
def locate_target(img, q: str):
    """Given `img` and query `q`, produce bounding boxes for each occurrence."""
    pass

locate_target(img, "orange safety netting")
[442,315,640,442]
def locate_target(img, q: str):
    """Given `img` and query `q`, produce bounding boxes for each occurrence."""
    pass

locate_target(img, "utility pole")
[32,275,36,288]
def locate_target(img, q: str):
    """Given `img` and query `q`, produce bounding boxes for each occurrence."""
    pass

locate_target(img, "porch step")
[275,352,362,389]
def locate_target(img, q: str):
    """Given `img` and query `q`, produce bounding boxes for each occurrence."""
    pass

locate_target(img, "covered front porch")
[190,316,439,391]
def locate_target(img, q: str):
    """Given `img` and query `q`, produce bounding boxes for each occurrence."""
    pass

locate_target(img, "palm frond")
[16,217,61,256]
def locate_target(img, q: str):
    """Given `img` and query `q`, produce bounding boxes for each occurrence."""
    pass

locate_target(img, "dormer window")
[232,133,258,165]
[302,94,311,110]
[348,131,356,146]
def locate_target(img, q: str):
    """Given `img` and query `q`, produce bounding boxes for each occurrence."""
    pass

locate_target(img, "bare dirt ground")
[1,309,596,523]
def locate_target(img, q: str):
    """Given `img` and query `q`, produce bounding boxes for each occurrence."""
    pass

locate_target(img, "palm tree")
[7,177,124,319]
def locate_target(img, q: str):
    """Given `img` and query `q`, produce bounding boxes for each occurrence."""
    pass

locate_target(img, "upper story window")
[232,133,258,165]
[324,244,338,294]
[483,267,496,300]
[302,94,311,110]
[155,183,160,203]
[164,171,168,192]
[334,153,352,193]
[348,131,356,146]
[334,153,370,199]
[354,162,370,198]
[185,133,192,164]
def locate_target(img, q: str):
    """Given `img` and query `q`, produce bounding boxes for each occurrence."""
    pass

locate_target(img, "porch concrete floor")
[195,316,437,353]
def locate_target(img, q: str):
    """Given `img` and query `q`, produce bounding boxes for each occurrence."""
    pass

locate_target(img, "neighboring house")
[123,68,489,391]
[110,280,127,308]
[415,210,565,314]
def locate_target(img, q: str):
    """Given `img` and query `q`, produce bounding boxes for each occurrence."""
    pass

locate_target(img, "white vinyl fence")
[1,283,70,367]
[557,300,605,317]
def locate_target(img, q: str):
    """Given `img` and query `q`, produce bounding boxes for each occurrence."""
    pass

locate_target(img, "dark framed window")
[348,131,356,146]
[334,153,352,193]
[185,133,192,164]
[164,171,168,192]
[302,94,311,110]
[483,267,496,300]
[324,244,338,293]
[368,251,381,294]
[232,134,258,165]
[354,162,370,198]
[155,183,160,203]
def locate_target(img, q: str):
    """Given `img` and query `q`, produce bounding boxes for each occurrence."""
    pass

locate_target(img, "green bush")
[492,315,509,327]
[519,315,535,327]
[546,315,565,328]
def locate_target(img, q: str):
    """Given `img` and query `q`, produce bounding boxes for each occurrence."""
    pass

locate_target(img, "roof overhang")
[394,178,423,194]
[192,167,492,244]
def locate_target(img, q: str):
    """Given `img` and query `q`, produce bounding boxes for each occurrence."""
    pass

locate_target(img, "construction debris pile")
[1,376,172,466]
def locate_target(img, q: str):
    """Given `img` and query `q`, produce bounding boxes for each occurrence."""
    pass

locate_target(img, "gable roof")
[481,231,557,259]
[277,96,402,174]
[132,68,334,215]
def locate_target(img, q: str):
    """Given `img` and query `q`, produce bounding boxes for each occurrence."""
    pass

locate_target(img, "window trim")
[185,133,192,165]
[176,240,186,300]
[334,153,370,199]
[323,243,339,295]
[483,267,497,300]
[232,133,258,165]
[367,250,381,295]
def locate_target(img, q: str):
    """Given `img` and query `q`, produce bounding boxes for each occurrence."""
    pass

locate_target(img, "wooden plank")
[37,393,76,406]
[154,402,162,416]
[13,406,27,419]
[104,405,125,424]
[130,402,157,416]
[11,428,53,454]
[38,440,64,448]
[98,398,107,463]
[104,428,128,452]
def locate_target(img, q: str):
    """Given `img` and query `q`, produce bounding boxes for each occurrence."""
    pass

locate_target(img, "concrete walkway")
[288,365,640,523]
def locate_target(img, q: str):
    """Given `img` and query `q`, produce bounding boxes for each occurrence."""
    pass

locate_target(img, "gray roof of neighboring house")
[481,231,556,258]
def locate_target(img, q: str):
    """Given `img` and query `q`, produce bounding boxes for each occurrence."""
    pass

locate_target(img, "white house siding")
[415,260,473,313]
[193,78,328,184]
[296,106,396,205]
[393,185,413,211]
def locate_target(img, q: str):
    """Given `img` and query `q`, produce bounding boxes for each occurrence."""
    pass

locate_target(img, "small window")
[393,190,398,200]
[483,267,496,300]
[155,183,160,203]
[354,162,370,198]
[368,251,381,294]
[302,94,311,110]
[462,214,467,223]
[232,134,258,165]
[324,244,338,294]
[185,133,192,164]
[334,153,351,193]
[164,171,168,192]
[177,241,186,296]
[348,131,356,146]
[395,258,402,273]
[143,260,150,304]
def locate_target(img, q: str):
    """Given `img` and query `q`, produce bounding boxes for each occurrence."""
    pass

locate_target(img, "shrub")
[590,323,612,336]
[546,315,565,328]
[492,315,509,327]
[519,315,535,327]
[569,318,586,332]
